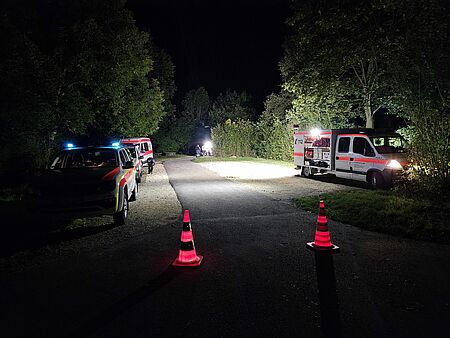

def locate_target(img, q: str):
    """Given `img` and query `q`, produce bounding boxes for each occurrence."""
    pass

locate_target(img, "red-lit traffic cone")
[306,201,340,253]
[172,210,203,267]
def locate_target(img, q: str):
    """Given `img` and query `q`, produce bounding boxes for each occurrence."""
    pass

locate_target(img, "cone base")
[306,242,340,253]
[172,255,203,267]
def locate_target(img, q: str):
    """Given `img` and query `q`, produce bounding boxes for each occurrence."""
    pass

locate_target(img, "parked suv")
[36,145,137,225]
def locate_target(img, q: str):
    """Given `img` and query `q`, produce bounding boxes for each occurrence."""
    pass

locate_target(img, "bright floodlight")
[66,143,74,149]
[310,128,321,137]
[203,141,213,150]
[111,142,120,147]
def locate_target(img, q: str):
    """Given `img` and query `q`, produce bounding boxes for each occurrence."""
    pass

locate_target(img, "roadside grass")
[0,184,32,202]
[295,190,450,244]
[192,156,293,168]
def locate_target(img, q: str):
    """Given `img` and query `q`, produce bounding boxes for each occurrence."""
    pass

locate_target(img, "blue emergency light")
[111,142,120,147]
[65,143,75,149]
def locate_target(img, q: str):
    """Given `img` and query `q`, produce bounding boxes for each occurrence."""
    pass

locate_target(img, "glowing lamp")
[387,159,402,169]
[203,141,213,150]
[65,143,74,149]
[310,128,321,137]
[111,142,120,147]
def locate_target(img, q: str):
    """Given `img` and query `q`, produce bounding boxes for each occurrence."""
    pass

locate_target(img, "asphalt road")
[1,158,449,337]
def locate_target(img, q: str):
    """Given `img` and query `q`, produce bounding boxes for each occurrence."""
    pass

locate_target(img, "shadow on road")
[68,266,183,337]
[314,252,342,338]
[0,201,119,257]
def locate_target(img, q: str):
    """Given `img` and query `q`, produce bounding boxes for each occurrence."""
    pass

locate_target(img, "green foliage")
[211,91,295,161]
[398,110,450,192]
[262,91,294,121]
[391,0,450,191]
[209,89,255,126]
[255,92,294,161]
[256,117,293,161]
[212,119,257,157]
[181,87,211,122]
[0,0,169,174]
[154,87,209,153]
[281,0,421,128]
[153,116,196,153]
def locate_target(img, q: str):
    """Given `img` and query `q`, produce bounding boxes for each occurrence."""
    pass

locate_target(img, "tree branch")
[352,65,365,87]
[372,104,384,116]
[360,60,367,86]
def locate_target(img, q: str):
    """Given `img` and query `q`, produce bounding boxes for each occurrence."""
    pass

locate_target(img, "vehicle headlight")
[387,160,402,169]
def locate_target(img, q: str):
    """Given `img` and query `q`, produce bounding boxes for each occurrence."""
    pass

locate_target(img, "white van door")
[350,136,377,181]
[293,133,305,167]
[335,136,351,178]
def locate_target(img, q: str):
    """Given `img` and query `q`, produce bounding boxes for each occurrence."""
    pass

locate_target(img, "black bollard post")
[314,252,341,338]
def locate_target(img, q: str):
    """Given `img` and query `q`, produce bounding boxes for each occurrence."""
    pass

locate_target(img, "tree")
[209,89,255,126]
[281,0,405,128]
[153,87,209,153]
[0,0,167,173]
[262,91,294,121]
[181,87,211,123]
[148,42,177,118]
[392,0,450,189]
[255,91,294,160]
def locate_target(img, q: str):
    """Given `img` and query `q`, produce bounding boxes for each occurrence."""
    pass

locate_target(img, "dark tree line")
[154,87,256,153]
[0,0,175,175]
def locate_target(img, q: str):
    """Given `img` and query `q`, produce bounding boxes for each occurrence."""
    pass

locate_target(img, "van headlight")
[387,160,402,169]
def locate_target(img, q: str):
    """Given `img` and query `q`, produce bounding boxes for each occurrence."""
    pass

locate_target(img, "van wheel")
[368,172,383,189]
[303,166,314,178]
[113,190,128,226]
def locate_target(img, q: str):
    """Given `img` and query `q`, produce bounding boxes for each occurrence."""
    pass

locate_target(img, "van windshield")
[370,136,405,154]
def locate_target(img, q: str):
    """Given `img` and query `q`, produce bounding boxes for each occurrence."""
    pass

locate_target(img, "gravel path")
[197,161,359,203]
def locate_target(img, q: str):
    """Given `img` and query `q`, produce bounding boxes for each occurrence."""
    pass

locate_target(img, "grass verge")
[295,190,449,244]
[192,156,293,168]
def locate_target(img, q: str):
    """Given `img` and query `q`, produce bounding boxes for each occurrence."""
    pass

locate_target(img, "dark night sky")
[126,0,291,110]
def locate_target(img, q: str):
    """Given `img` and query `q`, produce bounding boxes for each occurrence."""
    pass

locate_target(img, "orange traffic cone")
[172,210,203,267]
[306,201,340,252]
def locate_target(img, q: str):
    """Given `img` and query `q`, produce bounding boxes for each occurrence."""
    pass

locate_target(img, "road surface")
[1,157,449,337]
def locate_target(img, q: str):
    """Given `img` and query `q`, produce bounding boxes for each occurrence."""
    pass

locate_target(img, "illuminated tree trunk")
[365,101,374,129]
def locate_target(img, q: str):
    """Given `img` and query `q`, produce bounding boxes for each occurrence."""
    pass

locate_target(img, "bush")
[212,119,257,157]
[255,114,293,161]
[399,108,450,194]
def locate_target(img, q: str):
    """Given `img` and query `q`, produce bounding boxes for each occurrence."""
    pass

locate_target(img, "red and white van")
[120,137,154,167]
[293,128,409,188]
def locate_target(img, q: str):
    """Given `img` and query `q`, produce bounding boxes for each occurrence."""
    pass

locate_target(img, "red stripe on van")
[354,158,387,164]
